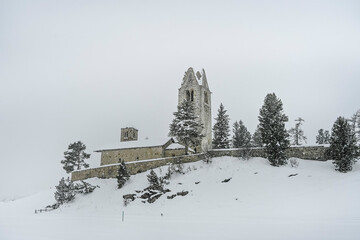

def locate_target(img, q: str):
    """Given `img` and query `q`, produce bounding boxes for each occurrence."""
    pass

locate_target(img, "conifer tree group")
[212,103,231,149]
[316,129,330,144]
[258,93,290,166]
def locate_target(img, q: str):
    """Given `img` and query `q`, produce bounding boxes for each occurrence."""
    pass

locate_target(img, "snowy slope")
[1,157,360,240]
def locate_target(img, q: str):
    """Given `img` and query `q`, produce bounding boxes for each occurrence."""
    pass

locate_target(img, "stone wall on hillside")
[210,146,328,161]
[71,146,328,181]
[71,154,205,182]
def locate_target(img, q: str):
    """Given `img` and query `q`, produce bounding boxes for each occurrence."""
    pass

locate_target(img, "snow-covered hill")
[1,157,360,240]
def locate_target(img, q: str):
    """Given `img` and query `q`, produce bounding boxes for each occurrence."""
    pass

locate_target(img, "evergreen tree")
[147,170,162,190]
[349,109,360,144]
[232,120,251,148]
[61,141,90,173]
[169,100,204,154]
[326,117,359,172]
[258,93,290,166]
[288,117,307,145]
[324,130,330,144]
[251,125,263,147]
[117,161,130,189]
[212,103,230,149]
[54,177,75,205]
[316,129,325,144]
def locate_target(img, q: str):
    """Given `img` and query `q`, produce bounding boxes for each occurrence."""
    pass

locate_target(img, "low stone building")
[96,135,191,166]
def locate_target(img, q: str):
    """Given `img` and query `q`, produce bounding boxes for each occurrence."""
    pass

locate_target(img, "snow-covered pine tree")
[169,100,204,154]
[326,116,359,172]
[288,117,307,145]
[54,177,75,205]
[324,130,330,144]
[147,170,162,190]
[251,125,263,147]
[316,129,325,144]
[61,141,90,173]
[212,103,230,149]
[232,120,251,148]
[117,161,130,189]
[258,93,290,166]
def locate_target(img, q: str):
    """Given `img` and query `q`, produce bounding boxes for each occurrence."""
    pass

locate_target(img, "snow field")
[1,157,360,240]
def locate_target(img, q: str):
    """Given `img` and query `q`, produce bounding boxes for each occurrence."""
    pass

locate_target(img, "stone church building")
[94,67,212,165]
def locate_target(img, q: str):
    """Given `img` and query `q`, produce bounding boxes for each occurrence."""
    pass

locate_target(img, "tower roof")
[181,67,209,89]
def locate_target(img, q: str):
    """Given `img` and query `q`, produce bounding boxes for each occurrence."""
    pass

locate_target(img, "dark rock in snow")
[221,178,232,183]
[140,192,151,199]
[167,194,177,199]
[148,193,162,203]
[176,191,189,196]
[288,173,298,177]
[195,181,200,184]
[123,194,136,201]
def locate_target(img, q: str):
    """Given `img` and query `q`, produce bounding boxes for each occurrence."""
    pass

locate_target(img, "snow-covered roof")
[95,137,174,152]
[166,143,185,150]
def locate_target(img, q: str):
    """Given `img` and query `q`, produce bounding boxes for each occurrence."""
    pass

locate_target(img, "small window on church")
[191,90,194,102]
[204,91,208,104]
[186,90,191,101]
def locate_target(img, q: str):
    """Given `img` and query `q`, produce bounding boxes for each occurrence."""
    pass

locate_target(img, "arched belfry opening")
[186,90,190,101]
[186,90,194,102]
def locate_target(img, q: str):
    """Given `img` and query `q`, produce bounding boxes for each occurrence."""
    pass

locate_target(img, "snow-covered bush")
[289,158,299,168]
[74,180,97,194]
[203,151,212,164]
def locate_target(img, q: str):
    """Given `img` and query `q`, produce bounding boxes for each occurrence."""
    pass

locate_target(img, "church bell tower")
[178,67,212,151]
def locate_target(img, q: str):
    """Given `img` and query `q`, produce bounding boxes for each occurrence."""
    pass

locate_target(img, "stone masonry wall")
[71,146,328,181]
[210,146,328,161]
[100,146,164,165]
[71,154,205,182]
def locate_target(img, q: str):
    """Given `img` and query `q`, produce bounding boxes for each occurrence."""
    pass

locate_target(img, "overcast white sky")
[1,0,359,200]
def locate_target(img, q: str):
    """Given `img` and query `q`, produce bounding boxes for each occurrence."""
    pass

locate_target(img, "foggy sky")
[1,0,359,200]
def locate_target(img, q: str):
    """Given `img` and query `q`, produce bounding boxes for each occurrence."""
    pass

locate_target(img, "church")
[94,67,212,165]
